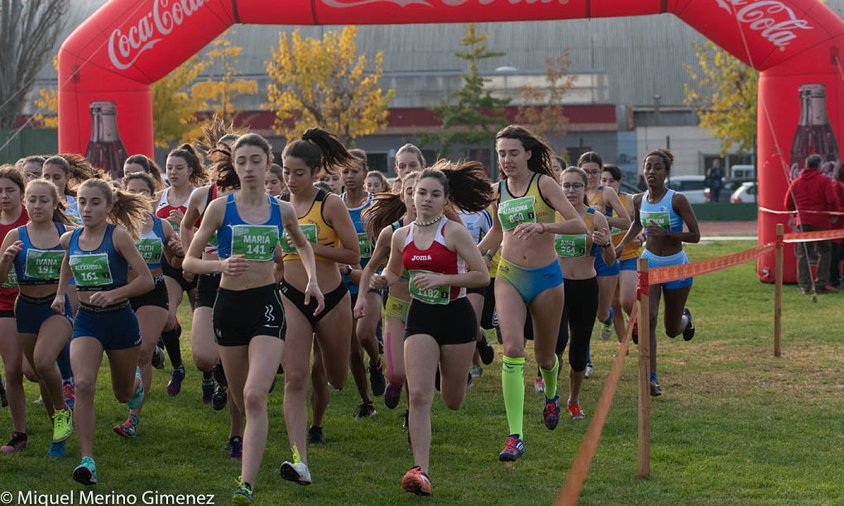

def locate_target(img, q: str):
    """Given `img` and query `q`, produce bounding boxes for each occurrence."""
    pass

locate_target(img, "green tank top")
[497,173,556,232]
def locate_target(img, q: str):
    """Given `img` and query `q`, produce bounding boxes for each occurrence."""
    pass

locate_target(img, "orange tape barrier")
[556,302,640,506]
[648,243,776,285]
[783,228,844,243]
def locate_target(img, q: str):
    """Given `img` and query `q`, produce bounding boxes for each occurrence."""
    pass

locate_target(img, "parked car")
[704,177,755,202]
[730,182,758,203]
[666,175,707,203]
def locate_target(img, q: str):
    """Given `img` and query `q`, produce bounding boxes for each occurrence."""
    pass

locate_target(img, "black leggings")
[557,277,599,372]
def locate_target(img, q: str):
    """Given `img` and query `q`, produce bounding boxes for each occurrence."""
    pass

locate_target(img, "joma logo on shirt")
[411,255,432,262]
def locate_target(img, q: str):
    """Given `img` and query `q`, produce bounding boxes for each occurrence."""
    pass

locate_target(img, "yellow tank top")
[281,190,339,263]
[497,173,556,232]
[555,208,595,258]
[609,193,640,260]
[588,185,606,211]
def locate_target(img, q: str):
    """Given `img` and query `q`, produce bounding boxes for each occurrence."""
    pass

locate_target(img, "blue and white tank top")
[136,215,166,270]
[458,209,492,244]
[13,222,67,285]
[640,189,683,235]
[216,193,283,262]
[68,224,128,290]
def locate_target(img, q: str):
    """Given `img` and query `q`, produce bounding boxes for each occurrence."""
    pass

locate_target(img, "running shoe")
[584,363,593,379]
[600,307,614,341]
[279,446,312,485]
[308,426,324,445]
[470,364,484,379]
[354,401,376,419]
[401,466,432,496]
[53,408,73,443]
[33,395,43,405]
[533,376,544,393]
[682,308,695,341]
[48,440,65,459]
[0,432,28,453]
[228,436,243,459]
[232,480,254,505]
[73,456,97,485]
[567,401,586,420]
[200,378,214,404]
[113,415,138,439]
[650,380,662,397]
[498,435,525,462]
[0,377,6,407]
[62,380,75,409]
[477,336,494,365]
[212,384,228,411]
[543,395,560,430]
[402,410,409,431]
[127,368,144,410]
[168,366,186,397]
[369,358,386,397]
[384,381,402,409]
[151,345,165,369]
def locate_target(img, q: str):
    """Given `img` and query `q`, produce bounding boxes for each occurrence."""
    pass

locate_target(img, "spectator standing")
[708,159,724,202]
[784,154,841,293]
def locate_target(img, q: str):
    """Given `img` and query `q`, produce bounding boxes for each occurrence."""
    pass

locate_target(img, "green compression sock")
[539,355,559,400]
[502,355,526,439]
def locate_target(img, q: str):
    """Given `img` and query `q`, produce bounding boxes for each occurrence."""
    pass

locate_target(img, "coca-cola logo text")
[108,0,206,71]
[715,0,813,48]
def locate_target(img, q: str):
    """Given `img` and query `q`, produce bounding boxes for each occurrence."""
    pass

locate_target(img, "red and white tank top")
[155,187,191,231]
[402,217,465,301]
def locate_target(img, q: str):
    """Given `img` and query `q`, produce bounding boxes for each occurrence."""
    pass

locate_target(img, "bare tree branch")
[0,0,69,130]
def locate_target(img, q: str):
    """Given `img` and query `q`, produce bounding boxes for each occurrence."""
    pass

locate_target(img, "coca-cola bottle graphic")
[84,101,128,181]
[789,84,839,180]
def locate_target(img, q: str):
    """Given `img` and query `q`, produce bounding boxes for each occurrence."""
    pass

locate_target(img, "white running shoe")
[279,461,312,485]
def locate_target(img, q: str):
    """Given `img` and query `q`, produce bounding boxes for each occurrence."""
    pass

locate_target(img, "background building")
[15,0,844,181]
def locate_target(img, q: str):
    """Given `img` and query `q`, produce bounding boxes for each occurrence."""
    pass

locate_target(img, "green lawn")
[1,240,842,505]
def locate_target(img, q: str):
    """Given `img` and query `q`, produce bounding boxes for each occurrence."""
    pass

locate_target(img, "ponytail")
[283,127,354,176]
[207,144,240,191]
[78,179,151,239]
[364,193,406,238]
[422,161,494,213]
[44,154,100,197]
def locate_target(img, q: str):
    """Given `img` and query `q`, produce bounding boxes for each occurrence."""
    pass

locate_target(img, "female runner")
[376,164,491,495]
[477,125,586,462]
[184,133,323,505]
[52,179,154,484]
[113,173,183,438]
[555,167,615,419]
[278,128,360,485]
[0,168,34,453]
[155,145,205,393]
[123,154,165,190]
[615,149,700,396]
[600,164,642,350]
[365,170,389,194]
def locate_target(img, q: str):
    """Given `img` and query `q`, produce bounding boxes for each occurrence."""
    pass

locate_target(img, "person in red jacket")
[784,154,841,293]
[829,163,844,287]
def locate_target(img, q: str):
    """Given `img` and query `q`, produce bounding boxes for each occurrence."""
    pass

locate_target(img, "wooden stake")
[774,223,784,358]
[637,258,651,479]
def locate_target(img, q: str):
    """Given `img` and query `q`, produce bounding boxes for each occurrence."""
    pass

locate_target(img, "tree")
[515,50,575,145]
[265,25,394,146]
[684,40,757,155]
[192,34,258,124]
[427,23,510,157]
[151,32,257,148]
[32,57,58,129]
[0,0,69,130]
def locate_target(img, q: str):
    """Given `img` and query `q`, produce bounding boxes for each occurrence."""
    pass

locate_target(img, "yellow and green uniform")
[281,189,338,263]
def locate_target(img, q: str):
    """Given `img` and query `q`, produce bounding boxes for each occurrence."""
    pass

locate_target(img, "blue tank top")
[136,215,166,270]
[13,222,67,285]
[216,193,283,261]
[341,192,374,294]
[640,189,683,235]
[68,224,128,291]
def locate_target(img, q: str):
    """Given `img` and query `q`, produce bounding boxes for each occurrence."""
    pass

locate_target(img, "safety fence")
[555,224,844,505]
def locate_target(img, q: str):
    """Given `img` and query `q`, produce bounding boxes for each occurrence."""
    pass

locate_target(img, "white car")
[666,175,707,204]
[730,182,757,203]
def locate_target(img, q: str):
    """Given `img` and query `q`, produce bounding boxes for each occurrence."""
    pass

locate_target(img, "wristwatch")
[343,265,353,275]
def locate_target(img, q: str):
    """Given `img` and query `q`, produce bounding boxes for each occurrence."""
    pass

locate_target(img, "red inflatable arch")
[58,0,844,282]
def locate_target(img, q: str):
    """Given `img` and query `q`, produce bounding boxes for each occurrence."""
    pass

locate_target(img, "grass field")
[1,240,842,505]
